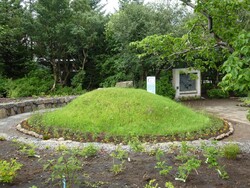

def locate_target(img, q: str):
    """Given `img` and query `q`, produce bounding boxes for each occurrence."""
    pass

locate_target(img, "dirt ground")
[1,140,250,188]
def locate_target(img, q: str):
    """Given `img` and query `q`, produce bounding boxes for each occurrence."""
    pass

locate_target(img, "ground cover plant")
[26,88,226,143]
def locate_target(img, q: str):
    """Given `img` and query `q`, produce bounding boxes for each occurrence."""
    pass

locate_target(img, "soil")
[1,140,250,188]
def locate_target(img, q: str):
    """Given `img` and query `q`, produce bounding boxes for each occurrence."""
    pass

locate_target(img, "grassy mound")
[28,88,224,142]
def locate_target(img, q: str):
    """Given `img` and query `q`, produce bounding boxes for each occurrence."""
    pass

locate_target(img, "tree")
[132,0,250,94]
[30,0,106,90]
[180,0,250,93]
[102,1,189,86]
[0,0,33,78]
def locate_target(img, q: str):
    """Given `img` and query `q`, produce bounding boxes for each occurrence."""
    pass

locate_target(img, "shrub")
[0,159,23,183]
[207,89,229,99]
[0,77,10,97]
[223,143,240,160]
[156,75,175,99]
[7,69,53,98]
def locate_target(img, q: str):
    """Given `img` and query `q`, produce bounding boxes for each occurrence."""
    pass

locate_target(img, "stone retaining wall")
[0,96,77,119]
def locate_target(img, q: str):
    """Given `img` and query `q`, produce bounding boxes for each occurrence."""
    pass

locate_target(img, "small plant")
[144,179,160,188]
[175,142,201,182]
[175,158,201,182]
[0,136,6,141]
[110,146,128,160]
[128,137,145,152]
[216,166,229,180]
[43,150,83,188]
[155,161,173,176]
[20,144,37,157]
[0,159,23,183]
[202,142,229,179]
[223,143,240,160]
[165,182,175,188]
[110,161,125,175]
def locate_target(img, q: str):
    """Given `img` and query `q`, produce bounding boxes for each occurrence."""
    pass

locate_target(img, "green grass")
[29,88,223,138]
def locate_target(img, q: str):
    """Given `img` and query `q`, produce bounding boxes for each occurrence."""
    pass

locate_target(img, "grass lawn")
[28,88,224,141]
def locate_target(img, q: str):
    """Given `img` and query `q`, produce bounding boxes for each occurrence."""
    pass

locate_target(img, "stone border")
[214,120,234,140]
[0,96,77,119]
[16,118,234,142]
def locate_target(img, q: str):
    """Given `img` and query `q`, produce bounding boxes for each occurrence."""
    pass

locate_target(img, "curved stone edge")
[0,96,77,119]
[214,120,234,140]
[16,119,43,139]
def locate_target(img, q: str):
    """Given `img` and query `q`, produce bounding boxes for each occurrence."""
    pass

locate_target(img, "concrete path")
[183,99,250,142]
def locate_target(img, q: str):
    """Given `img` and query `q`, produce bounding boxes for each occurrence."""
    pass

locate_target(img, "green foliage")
[156,75,175,99]
[144,179,160,188]
[223,143,240,160]
[0,159,23,183]
[0,136,6,141]
[128,137,145,152]
[7,69,53,98]
[202,142,229,179]
[207,89,229,99]
[20,144,37,157]
[165,182,175,188]
[34,88,221,140]
[110,146,128,160]
[155,161,173,176]
[0,77,9,97]
[110,162,125,175]
[175,142,201,182]
[220,31,250,93]
[78,145,99,158]
[43,149,83,187]
[248,110,250,121]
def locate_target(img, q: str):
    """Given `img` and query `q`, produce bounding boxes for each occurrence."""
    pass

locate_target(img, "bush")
[0,77,10,97]
[223,143,240,160]
[156,76,175,99]
[207,89,229,99]
[7,69,53,98]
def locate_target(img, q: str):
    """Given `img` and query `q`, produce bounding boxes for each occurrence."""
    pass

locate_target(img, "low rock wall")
[0,96,77,119]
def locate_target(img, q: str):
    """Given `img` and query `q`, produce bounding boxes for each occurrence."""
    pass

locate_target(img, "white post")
[147,76,156,94]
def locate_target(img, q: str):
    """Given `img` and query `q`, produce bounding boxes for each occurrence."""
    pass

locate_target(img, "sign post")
[146,76,156,94]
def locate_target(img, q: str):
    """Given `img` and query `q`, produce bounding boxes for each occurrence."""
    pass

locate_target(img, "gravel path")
[0,99,250,153]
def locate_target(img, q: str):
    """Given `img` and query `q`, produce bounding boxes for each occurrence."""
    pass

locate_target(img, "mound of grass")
[29,88,223,141]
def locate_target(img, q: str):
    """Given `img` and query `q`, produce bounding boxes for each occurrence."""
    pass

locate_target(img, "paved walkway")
[183,99,250,142]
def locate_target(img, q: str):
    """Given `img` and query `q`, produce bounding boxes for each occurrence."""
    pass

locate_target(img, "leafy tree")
[102,1,189,87]
[0,0,33,78]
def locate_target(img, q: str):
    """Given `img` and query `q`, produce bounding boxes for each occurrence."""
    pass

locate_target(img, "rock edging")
[0,96,77,119]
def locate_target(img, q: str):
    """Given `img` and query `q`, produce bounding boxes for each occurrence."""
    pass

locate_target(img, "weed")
[110,146,128,160]
[129,137,145,152]
[175,142,201,182]
[0,136,6,141]
[165,181,175,188]
[43,150,83,188]
[110,161,125,175]
[20,144,37,157]
[0,159,23,183]
[155,161,173,176]
[175,158,201,182]
[144,179,159,188]
[223,143,240,160]
[202,142,229,179]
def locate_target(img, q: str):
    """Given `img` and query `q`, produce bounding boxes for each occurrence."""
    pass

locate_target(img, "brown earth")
[1,140,250,188]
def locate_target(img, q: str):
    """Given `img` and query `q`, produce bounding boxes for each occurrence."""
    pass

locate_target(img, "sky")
[100,0,168,13]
